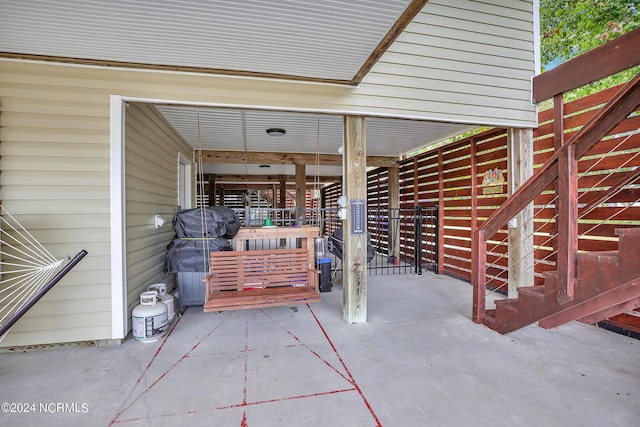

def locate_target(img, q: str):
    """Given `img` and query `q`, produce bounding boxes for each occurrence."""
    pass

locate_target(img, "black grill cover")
[164,237,232,273]
[327,226,376,262]
[172,206,240,239]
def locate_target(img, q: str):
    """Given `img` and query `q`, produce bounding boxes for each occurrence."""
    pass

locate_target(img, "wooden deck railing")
[473,28,640,324]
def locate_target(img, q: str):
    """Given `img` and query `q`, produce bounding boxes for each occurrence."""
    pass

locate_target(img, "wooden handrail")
[479,72,640,240]
[533,28,640,103]
[474,71,640,322]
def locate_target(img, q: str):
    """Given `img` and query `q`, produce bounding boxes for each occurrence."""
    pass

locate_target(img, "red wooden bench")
[203,248,320,312]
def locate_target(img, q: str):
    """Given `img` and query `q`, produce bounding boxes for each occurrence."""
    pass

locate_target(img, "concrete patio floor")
[0,272,638,426]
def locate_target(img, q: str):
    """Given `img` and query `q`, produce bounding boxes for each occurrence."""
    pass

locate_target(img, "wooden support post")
[279,175,287,245]
[553,95,577,304]
[387,165,400,262]
[279,175,287,209]
[472,230,487,323]
[552,93,565,251]
[295,164,306,220]
[295,164,306,248]
[437,149,445,274]
[557,143,578,304]
[219,185,225,206]
[208,174,216,206]
[413,157,419,206]
[507,128,535,297]
[343,115,368,323]
[470,138,478,282]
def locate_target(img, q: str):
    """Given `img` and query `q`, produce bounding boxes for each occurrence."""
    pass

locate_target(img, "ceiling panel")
[0,0,413,81]
[154,104,475,175]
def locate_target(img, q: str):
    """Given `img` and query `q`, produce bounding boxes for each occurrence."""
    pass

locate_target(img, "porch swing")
[201,111,321,312]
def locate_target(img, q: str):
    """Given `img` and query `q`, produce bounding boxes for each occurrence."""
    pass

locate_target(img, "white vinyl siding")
[362,0,536,125]
[124,104,193,324]
[0,0,536,345]
[0,70,112,346]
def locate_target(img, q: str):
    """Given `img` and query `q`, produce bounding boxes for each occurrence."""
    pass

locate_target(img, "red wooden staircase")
[483,227,640,334]
[473,30,640,335]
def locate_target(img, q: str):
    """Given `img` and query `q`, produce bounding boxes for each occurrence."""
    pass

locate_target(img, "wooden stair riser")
[616,228,640,283]
[486,228,640,334]
[542,271,559,294]
[482,309,498,329]
[493,299,519,333]
[575,251,622,300]
[487,287,555,333]
[516,291,559,328]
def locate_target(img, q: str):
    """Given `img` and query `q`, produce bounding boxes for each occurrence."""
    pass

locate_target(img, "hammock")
[0,208,87,341]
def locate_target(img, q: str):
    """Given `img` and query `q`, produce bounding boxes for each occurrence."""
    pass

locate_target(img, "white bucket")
[132,291,168,343]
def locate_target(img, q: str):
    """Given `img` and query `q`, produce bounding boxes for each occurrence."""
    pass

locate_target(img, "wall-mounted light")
[266,128,286,136]
[154,214,167,229]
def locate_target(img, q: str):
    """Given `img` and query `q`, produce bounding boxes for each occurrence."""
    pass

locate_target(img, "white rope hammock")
[0,208,72,342]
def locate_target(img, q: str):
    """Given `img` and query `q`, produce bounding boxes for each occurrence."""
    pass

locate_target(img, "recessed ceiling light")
[266,128,286,136]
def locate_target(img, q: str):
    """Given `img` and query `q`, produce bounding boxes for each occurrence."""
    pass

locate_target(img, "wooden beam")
[216,183,317,191]
[0,52,352,86]
[539,278,640,329]
[578,296,640,325]
[533,28,640,103]
[343,115,368,323]
[208,174,341,184]
[197,150,397,167]
[350,0,429,85]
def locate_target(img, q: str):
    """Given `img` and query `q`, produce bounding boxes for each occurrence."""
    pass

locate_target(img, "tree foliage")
[541,0,639,71]
[539,1,639,105]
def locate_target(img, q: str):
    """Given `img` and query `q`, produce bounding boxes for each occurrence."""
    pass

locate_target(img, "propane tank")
[147,283,175,322]
[132,291,168,343]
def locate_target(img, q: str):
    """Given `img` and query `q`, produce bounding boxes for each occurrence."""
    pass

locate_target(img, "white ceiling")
[0,0,412,82]
[154,105,474,176]
[1,0,477,178]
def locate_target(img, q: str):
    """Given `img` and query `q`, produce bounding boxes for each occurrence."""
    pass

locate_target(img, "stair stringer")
[484,227,640,334]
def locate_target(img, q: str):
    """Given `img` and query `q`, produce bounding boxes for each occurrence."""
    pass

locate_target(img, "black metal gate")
[233,205,438,276]
[365,206,438,275]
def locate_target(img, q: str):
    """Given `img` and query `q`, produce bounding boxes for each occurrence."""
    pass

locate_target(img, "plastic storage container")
[314,237,328,259]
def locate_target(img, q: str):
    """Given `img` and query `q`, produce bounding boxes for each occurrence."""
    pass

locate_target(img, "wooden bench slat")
[204,247,320,312]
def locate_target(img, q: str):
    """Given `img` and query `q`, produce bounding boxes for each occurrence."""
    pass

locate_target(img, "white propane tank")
[147,283,175,322]
[132,291,168,343]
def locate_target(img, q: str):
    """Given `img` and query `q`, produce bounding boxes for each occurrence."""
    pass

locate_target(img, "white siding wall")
[124,103,192,323]
[362,0,536,125]
[0,66,112,346]
[0,1,536,345]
